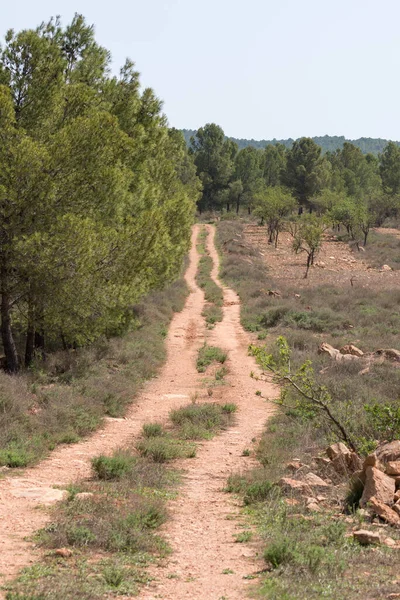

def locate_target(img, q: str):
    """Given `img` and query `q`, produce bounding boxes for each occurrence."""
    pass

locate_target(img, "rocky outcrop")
[318,343,400,367]
[353,529,381,545]
[339,345,364,357]
[359,467,396,507]
[368,497,400,527]
[376,440,400,463]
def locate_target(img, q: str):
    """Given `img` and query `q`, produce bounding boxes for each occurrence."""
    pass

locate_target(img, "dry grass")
[218,218,400,599]
[0,278,188,468]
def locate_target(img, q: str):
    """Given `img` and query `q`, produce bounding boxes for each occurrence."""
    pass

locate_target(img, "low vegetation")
[196,344,227,373]
[218,218,400,598]
[5,400,237,599]
[196,227,224,326]
[0,278,188,468]
[5,448,175,599]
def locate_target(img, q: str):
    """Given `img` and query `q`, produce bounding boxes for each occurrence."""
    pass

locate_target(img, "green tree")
[328,143,380,199]
[289,215,327,278]
[284,138,328,211]
[380,141,400,196]
[233,146,262,213]
[254,187,297,247]
[0,16,197,371]
[189,123,237,212]
[262,144,287,187]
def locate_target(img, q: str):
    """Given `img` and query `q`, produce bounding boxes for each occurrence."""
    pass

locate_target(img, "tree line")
[182,128,399,154]
[0,15,200,373]
[189,123,400,236]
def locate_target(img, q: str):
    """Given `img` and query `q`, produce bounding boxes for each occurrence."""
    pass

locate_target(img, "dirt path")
[0,225,277,600]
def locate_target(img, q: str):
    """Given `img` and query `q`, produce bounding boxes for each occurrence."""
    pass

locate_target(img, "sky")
[2,0,400,141]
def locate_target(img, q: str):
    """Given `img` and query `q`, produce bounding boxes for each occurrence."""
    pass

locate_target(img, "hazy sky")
[2,1,400,140]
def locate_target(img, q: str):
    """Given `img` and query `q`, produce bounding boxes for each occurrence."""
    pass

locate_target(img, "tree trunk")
[25,323,35,368]
[304,254,312,279]
[236,195,241,214]
[226,202,230,212]
[34,330,45,359]
[363,230,369,246]
[0,271,19,373]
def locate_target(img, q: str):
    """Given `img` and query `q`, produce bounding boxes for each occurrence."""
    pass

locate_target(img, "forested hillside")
[0,15,200,373]
[181,129,400,154]
[188,124,400,236]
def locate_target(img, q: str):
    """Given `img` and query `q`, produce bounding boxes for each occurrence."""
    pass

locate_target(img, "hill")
[181,129,400,154]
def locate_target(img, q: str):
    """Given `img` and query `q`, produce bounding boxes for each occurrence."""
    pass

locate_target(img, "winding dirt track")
[0,225,277,600]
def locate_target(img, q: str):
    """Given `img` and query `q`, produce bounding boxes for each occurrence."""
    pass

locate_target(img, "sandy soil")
[244,224,400,289]
[0,224,277,600]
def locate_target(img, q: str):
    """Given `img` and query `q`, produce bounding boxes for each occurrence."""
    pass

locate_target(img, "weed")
[92,451,136,480]
[143,423,164,438]
[170,403,236,439]
[196,344,227,372]
[264,539,296,568]
[234,531,253,543]
[136,437,196,462]
[221,403,237,414]
[215,366,228,381]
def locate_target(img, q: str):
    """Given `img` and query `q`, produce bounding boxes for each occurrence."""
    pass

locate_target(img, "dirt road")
[0,224,276,600]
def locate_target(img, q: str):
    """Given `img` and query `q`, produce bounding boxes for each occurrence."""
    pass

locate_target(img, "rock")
[307,501,322,512]
[363,453,382,470]
[286,460,304,472]
[331,451,363,475]
[386,462,400,476]
[383,537,397,548]
[376,441,400,463]
[278,477,311,495]
[10,485,68,506]
[360,467,396,507]
[284,498,300,506]
[358,366,370,375]
[55,548,73,558]
[381,264,393,271]
[393,503,400,517]
[394,490,400,502]
[339,344,364,357]
[302,472,330,489]
[347,452,363,472]
[368,497,400,527]
[326,442,351,460]
[318,343,341,360]
[74,492,94,501]
[294,293,301,298]
[375,349,400,363]
[353,529,381,545]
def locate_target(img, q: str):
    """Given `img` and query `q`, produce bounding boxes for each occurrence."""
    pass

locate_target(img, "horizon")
[3,1,400,140]
[181,129,400,143]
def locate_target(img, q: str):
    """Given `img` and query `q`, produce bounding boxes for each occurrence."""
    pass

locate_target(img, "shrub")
[136,437,196,462]
[264,539,296,568]
[142,423,164,438]
[196,345,227,372]
[92,451,136,480]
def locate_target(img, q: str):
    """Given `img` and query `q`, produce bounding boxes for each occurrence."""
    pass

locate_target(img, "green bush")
[92,451,136,480]
[264,539,296,568]
[196,345,227,372]
[136,437,196,462]
[142,423,164,438]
